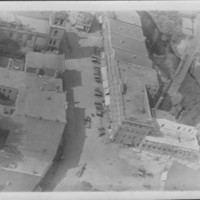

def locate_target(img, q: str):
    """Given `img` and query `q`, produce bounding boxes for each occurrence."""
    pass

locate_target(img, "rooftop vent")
[121,40,125,44]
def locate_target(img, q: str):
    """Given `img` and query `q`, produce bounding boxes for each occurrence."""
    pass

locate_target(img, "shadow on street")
[39,69,87,191]
[60,31,99,60]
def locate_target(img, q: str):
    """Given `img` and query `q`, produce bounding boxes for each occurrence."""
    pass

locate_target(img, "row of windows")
[49,39,57,46]
[8,32,33,40]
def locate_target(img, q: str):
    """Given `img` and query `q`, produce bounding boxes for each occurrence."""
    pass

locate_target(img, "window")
[11,24,16,29]
[53,30,58,36]
[28,35,32,40]
[8,32,13,39]
[18,33,22,39]
[49,39,52,44]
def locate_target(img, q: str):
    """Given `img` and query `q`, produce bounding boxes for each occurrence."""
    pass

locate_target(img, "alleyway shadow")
[60,31,99,60]
[89,17,101,34]
[63,69,82,89]
[39,69,87,191]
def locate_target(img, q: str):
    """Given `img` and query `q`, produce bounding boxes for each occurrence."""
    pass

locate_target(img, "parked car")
[95,90,102,95]
[96,110,103,117]
[95,87,101,92]
[91,55,100,59]
[94,101,103,106]
[92,59,100,64]
[98,127,106,137]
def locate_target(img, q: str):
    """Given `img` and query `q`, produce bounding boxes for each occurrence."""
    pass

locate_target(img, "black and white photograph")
[0,1,199,199]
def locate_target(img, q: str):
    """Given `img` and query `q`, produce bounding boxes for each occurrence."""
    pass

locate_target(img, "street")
[39,25,165,191]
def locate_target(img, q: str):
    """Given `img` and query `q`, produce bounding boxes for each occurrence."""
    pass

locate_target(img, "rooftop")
[114,11,142,27]
[0,67,66,123]
[109,18,152,68]
[25,52,65,75]
[165,161,200,190]
[119,62,158,120]
[155,118,199,151]
[110,18,144,41]
[182,17,194,36]
[0,113,65,189]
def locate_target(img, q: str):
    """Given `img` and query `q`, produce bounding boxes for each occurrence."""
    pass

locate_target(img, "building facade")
[102,13,159,144]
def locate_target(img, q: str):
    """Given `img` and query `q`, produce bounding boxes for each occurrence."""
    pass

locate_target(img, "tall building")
[47,11,68,51]
[102,12,160,145]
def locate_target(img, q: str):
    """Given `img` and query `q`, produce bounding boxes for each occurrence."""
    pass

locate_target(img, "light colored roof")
[0,114,65,177]
[150,119,199,150]
[182,17,194,36]
[115,11,142,27]
[111,32,148,56]
[15,90,66,123]
[26,52,65,72]
[16,15,49,34]
[119,62,158,120]
[115,48,152,68]
[0,168,40,191]
[165,161,200,190]
[110,18,143,40]
[0,67,66,122]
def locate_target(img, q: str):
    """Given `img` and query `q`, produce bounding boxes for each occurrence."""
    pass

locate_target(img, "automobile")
[94,69,101,73]
[92,59,100,64]
[95,90,102,95]
[91,55,100,59]
[95,93,102,97]
[98,128,106,137]
[94,72,101,76]
[94,101,103,106]
[96,110,103,117]
[95,87,101,92]
[94,75,101,79]
[95,77,102,82]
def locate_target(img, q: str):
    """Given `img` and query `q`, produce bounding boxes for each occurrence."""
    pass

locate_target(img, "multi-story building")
[75,11,94,32]
[102,12,160,145]
[141,119,200,165]
[0,11,67,53]
[0,53,67,191]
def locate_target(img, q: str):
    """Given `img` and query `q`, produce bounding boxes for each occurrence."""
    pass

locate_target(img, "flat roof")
[0,113,65,177]
[0,168,40,191]
[155,119,199,150]
[110,18,144,40]
[114,11,142,27]
[26,52,65,72]
[0,68,66,123]
[119,62,158,120]
[111,32,148,56]
[15,90,66,123]
[165,161,200,190]
[115,48,152,68]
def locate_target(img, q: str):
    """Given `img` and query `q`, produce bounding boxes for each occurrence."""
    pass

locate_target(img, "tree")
[150,11,184,44]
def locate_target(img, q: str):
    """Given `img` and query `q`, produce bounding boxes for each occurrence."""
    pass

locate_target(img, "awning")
[103,80,109,94]
[105,94,110,106]
[101,66,107,81]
